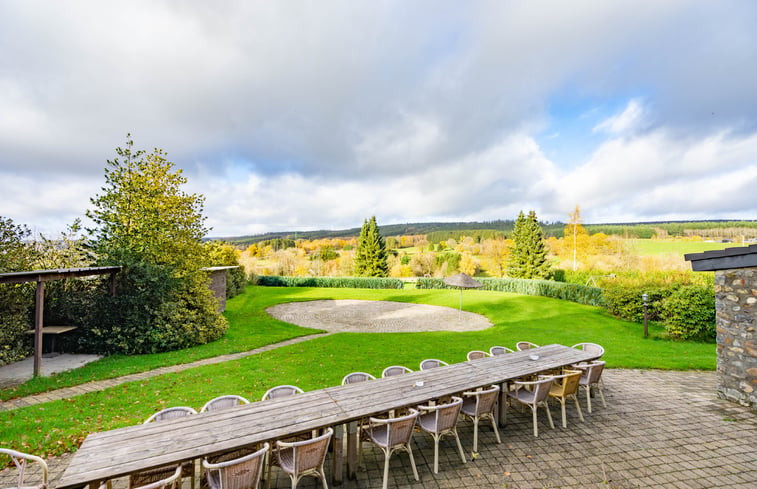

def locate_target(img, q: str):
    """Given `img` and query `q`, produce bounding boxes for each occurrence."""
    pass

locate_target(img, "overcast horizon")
[2,1,756,238]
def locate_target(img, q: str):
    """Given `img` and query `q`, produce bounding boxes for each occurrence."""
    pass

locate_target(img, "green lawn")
[0,285,714,457]
[629,239,743,256]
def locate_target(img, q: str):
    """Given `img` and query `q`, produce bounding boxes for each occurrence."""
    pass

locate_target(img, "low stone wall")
[715,268,757,408]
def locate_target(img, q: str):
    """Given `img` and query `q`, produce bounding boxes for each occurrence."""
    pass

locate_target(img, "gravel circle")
[266,299,493,333]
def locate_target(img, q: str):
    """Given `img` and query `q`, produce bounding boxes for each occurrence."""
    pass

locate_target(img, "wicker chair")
[129,466,182,489]
[460,385,502,455]
[515,341,539,351]
[262,385,304,401]
[201,395,250,413]
[341,372,376,384]
[466,350,490,361]
[418,397,467,473]
[269,428,333,489]
[572,360,607,413]
[505,376,555,437]
[489,346,514,356]
[571,342,605,359]
[547,369,585,428]
[0,448,49,489]
[419,359,448,370]
[202,443,269,489]
[364,409,420,489]
[131,407,197,489]
[381,366,412,377]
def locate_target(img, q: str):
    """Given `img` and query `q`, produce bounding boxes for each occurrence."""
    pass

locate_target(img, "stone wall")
[714,268,757,408]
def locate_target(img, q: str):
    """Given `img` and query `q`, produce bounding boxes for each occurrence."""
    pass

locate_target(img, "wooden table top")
[57,344,596,488]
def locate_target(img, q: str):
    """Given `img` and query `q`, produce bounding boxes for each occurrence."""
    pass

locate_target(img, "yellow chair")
[548,369,585,428]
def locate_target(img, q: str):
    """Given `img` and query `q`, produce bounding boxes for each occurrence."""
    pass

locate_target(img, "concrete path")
[4,369,755,489]
[0,333,330,411]
[0,354,102,389]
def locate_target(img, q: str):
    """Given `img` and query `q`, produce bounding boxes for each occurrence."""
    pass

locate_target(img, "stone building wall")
[714,267,757,408]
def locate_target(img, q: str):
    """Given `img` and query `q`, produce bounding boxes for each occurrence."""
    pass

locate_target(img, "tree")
[507,210,552,279]
[84,135,227,354]
[0,216,39,365]
[565,205,588,271]
[353,216,389,277]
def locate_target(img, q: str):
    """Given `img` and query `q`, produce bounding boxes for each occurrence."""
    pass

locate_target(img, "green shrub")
[257,275,403,289]
[416,277,605,306]
[659,286,715,340]
[601,284,671,323]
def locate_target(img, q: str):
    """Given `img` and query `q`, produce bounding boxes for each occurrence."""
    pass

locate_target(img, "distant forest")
[216,220,757,247]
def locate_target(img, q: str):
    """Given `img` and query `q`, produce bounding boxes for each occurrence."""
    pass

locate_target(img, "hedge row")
[255,275,404,289]
[415,277,605,307]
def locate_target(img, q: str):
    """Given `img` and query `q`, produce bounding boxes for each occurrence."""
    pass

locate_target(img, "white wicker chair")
[341,372,376,384]
[460,385,502,455]
[203,443,269,489]
[466,350,490,361]
[571,360,607,413]
[381,366,412,377]
[270,429,332,489]
[417,397,467,473]
[0,448,49,489]
[489,346,514,356]
[571,342,605,359]
[419,359,448,370]
[515,341,539,351]
[201,395,250,413]
[262,385,304,401]
[364,409,420,489]
[133,407,197,489]
[505,376,555,437]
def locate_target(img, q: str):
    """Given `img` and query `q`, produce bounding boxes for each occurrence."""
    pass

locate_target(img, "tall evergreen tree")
[353,216,389,277]
[507,210,552,279]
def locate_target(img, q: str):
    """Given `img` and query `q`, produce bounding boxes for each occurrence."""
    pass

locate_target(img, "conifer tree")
[507,210,552,279]
[353,216,389,277]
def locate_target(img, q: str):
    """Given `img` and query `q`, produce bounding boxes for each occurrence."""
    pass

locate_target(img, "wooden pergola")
[0,266,121,376]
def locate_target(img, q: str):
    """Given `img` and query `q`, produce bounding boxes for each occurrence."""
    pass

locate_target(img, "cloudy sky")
[1,0,756,237]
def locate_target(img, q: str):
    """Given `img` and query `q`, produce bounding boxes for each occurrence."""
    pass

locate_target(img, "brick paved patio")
[4,368,755,489]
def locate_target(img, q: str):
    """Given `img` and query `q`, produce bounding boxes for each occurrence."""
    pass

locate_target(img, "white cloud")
[593,99,647,135]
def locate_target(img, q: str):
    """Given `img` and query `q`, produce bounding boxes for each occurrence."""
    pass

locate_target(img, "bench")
[25,326,78,354]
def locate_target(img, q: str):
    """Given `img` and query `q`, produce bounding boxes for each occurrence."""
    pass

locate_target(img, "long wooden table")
[57,344,598,489]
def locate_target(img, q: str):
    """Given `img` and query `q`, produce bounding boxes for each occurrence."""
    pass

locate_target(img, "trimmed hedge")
[416,277,605,306]
[255,275,404,289]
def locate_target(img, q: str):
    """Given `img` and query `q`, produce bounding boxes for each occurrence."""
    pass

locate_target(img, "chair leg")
[560,397,567,428]
[406,444,420,481]
[489,415,502,444]
[320,468,329,489]
[382,451,391,489]
[573,394,584,422]
[531,404,538,437]
[544,402,554,429]
[598,383,607,407]
[433,434,439,474]
[472,417,479,454]
[585,385,593,413]
[453,429,467,464]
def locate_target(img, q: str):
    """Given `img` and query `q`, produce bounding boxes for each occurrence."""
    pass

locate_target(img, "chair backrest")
[422,396,463,431]
[552,370,583,396]
[516,341,539,351]
[144,406,197,424]
[572,342,605,357]
[202,442,269,489]
[466,350,489,361]
[531,377,555,403]
[381,365,412,377]
[131,466,182,489]
[586,360,606,384]
[419,359,448,370]
[262,385,304,401]
[0,448,49,489]
[201,395,250,413]
[276,428,333,474]
[464,385,499,415]
[489,346,514,356]
[369,408,419,448]
[341,372,376,385]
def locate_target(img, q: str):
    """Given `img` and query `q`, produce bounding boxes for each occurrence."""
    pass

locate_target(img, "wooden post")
[34,280,45,377]
[332,424,344,485]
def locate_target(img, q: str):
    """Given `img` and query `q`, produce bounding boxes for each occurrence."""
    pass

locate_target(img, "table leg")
[499,382,508,427]
[332,424,344,485]
[347,421,358,480]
